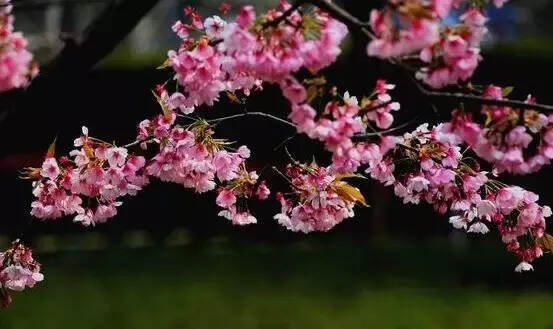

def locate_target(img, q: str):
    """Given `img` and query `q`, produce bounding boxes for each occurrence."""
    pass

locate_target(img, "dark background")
[2,1,553,328]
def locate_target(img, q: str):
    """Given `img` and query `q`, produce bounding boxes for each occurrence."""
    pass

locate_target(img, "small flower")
[105,147,128,168]
[40,158,60,180]
[204,16,227,39]
[514,262,534,273]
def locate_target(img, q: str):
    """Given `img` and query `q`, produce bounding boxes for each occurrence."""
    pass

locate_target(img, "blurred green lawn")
[2,238,553,329]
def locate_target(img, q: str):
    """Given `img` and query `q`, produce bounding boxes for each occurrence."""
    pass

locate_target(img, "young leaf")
[502,86,514,97]
[156,58,172,70]
[332,181,369,207]
[537,233,553,253]
[45,137,57,159]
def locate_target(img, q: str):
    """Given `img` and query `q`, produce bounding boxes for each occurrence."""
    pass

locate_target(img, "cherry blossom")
[0,240,43,308]
[0,0,38,92]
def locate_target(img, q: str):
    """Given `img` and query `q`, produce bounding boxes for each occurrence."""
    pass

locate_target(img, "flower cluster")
[0,240,43,308]
[367,0,508,88]
[26,126,149,226]
[365,123,550,271]
[367,2,440,59]
[449,85,553,175]
[416,7,486,88]
[282,77,400,173]
[274,163,366,233]
[0,0,37,92]
[166,1,348,110]
[216,171,270,226]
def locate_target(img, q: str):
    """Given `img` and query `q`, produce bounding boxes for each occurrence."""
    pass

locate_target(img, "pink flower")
[204,16,227,39]
[216,188,237,208]
[105,147,128,168]
[40,158,60,180]
[256,181,270,200]
[236,6,255,28]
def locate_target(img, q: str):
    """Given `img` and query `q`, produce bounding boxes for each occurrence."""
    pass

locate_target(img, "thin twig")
[271,166,296,189]
[273,133,298,151]
[303,0,374,39]
[208,111,297,129]
[353,116,421,139]
[263,1,303,28]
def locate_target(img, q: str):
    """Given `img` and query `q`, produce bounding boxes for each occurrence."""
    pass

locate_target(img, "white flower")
[514,262,534,273]
[204,16,227,39]
[467,222,489,234]
[449,215,467,230]
[543,206,552,218]
[476,200,495,220]
[74,210,94,227]
[407,176,430,193]
[343,91,358,106]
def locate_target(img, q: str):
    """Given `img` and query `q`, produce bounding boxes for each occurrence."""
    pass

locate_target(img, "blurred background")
[2,0,553,328]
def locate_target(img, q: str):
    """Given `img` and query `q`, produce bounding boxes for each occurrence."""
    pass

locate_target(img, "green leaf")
[502,86,514,97]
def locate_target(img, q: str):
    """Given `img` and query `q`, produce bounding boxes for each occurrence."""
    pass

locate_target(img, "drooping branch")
[299,0,553,113]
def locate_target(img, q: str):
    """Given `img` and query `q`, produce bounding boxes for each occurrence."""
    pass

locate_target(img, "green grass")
[2,239,553,329]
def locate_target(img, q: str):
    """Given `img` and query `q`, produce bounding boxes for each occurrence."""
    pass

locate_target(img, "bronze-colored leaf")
[156,58,172,70]
[537,233,553,253]
[226,91,243,104]
[45,137,57,158]
[332,181,369,207]
[306,86,319,104]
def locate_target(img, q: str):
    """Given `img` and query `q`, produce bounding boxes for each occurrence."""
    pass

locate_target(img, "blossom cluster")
[449,85,553,175]
[138,100,267,225]
[26,126,149,226]
[367,0,508,88]
[282,77,400,173]
[166,1,348,111]
[365,123,551,271]
[0,0,37,92]
[0,240,43,308]
[274,163,365,233]
[27,90,268,227]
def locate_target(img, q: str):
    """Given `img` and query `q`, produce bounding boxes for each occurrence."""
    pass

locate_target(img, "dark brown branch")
[303,0,374,39]
[263,1,303,28]
[414,84,553,112]
[43,0,160,77]
[0,0,160,120]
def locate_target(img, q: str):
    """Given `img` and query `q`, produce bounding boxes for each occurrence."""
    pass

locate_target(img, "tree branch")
[43,0,160,77]
[302,0,553,113]
[208,111,297,129]
[303,0,374,39]
[414,84,553,112]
